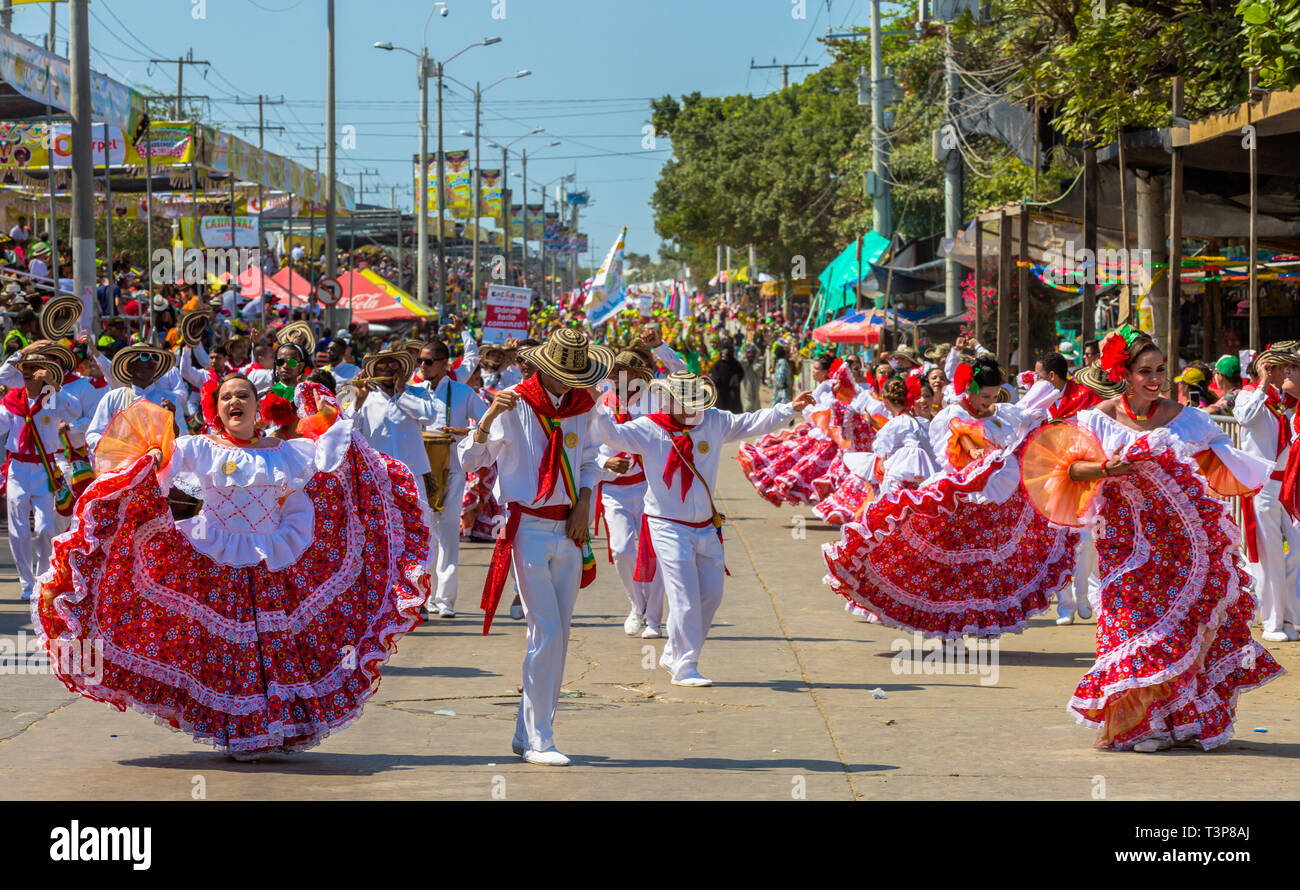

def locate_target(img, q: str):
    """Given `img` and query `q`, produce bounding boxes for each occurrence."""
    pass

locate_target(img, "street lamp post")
[520,141,559,295]
[466,69,530,311]
[488,128,542,286]
[374,21,500,313]
[534,172,572,302]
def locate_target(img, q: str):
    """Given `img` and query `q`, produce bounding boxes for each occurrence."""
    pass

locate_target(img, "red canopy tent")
[228,266,291,301]
[335,270,428,323]
[271,267,314,301]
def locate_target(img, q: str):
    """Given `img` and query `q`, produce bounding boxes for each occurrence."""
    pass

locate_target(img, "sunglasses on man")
[275,357,301,368]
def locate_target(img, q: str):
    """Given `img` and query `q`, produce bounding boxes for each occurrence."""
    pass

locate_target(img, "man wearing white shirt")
[351,348,441,486]
[458,329,612,767]
[410,338,485,617]
[593,371,814,687]
[1233,347,1300,642]
[85,344,186,454]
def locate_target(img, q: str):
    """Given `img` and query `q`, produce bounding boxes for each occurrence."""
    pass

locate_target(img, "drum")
[167,487,202,521]
[422,431,454,511]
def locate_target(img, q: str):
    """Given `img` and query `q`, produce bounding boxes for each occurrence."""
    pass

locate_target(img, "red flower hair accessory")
[1100,331,1130,382]
[904,374,922,411]
[952,362,978,396]
[200,375,223,433]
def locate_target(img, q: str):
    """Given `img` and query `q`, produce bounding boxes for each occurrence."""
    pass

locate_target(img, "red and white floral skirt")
[813,472,877,526]
[33,441,428,754]
[1068,433,1283,750]
[822,450,1078,638]
[462,463,502,541]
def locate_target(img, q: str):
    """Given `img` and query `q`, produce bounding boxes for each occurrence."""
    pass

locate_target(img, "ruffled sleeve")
[1171,407,1271,495]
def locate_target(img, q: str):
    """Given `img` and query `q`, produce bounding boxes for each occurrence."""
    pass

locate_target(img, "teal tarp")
[815,231,891,324]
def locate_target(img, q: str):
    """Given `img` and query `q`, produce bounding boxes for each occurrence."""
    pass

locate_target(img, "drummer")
[410,338,486,618]
[350,346,441,506]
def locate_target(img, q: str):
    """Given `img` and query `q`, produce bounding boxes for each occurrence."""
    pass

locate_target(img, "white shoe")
[671,672,713,687]
[511,736,525,756]
[1262,629,1290,642]
[1285,622,1300,642]
[623,610,644,635]
[1133,737,1172,753]
[522,747,571,766]
[1055,611,1075,626]
[641,625,662,639]
[1076,598,1092,620]
[437,604,456,618]
[509,604,524,620]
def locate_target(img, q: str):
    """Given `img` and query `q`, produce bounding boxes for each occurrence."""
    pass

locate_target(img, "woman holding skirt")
[33,373,429,758]
[1043,328,1283,751]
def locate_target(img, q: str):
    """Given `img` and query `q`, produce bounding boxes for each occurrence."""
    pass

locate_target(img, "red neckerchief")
[646,411,696,501]
[87,374,108,389]
[1050,379,1104,420]
[2,387,46,454]
[1264,384,1290,454]
[62,371,81,386]
[513,373,595,503]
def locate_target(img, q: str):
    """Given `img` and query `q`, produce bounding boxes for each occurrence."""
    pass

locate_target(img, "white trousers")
[427,473,468,609]
[511,515,581,753]
[646,517,726,680]
[600,483,664,627]
[7,460,57,595]
[1058,528,1100,616]
[1246,477,1300,633]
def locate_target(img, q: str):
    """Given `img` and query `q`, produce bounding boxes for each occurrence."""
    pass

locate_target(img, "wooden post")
[974,220,983,341]
[1018,204,1030,372]
[1082,142,1097,343]
[1116,126,1132,325]
[1168,76,1184,363]
[1206,238,1222,361]
[997,208,1011,364]
[1248,69,1260,353]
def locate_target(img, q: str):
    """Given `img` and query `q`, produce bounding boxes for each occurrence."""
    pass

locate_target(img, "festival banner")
[584,226,627,328]
[542,212,564,252]
[510,204,525,240]
[478,169,502,219]
[180,215,261,250]
[413,150,473,220]
[483,283,532,345]
[526,204,545,240]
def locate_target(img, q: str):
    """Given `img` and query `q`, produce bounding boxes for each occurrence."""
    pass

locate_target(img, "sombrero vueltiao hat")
[1074,363,1126,399]
[361,348,415,385]
[276,320,316,356]
[179,309,211,347]
[922,342,951,363]
[613,347,654,381]
[518,329,615,389]
[40,342,77,377]
[110,343,176,387]
[39,295,83,341]
[650,370,718,412]
[889,345,922,366]
[14,352,64,388]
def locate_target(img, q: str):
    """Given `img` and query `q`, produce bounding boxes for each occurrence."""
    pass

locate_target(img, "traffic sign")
[315,277,342,305]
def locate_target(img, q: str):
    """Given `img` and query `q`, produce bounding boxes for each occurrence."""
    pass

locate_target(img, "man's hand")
[566,493,591,542]
[638,323,663,349]
[485,388,518,422]
[791,390,815,412]
[440,425,470,437]
[605,455,631,475]
[58,421,70,435]
[352,376,369,408]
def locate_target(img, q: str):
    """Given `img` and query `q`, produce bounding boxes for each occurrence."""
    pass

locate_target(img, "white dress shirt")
[409,373,486,477]
[352,384,441,475]
[593,402,795,524]
[1233,384,1291,470]
[457,386,600,509]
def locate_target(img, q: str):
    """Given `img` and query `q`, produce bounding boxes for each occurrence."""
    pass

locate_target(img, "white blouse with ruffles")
[1075,406,1271,492]
[156,419,353,571]
[928,401,1047,504]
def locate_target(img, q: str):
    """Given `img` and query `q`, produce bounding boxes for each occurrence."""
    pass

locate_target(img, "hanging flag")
[584,227,627,328]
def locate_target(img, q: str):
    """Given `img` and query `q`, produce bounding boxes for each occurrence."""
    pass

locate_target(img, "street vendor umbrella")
[334,270,434,323]
[811,310,868,343]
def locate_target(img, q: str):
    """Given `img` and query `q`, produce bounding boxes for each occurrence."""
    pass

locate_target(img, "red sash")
[632,513,730,583]
[1243,470,1289,561]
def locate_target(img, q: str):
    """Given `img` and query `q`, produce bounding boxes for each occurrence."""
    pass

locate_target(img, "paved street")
[2,439,1299,801]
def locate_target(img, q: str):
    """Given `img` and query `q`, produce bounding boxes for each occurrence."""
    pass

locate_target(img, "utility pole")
[749,56,816,90]
[941,29,963,318]
[69,0,94,325]
[326,0,338,330]
[236,95,285,315]
[1,1,12,31]
[148,49,210,119]
[869,0,892,236]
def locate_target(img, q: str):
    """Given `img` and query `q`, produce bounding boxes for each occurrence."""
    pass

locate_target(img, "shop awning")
[334,269,433,322]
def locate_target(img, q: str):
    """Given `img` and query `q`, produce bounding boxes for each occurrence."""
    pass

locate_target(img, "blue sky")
[10,0,874,261]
